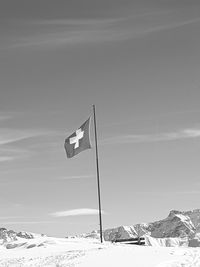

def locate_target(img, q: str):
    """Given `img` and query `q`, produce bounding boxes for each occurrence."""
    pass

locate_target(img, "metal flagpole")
[92,104,103,243]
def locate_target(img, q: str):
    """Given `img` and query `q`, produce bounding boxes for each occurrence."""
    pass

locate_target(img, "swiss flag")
[64,117,91,158]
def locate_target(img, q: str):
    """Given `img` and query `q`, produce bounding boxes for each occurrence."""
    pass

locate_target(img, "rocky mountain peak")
[0,228,42,244]
[104,209,200,242]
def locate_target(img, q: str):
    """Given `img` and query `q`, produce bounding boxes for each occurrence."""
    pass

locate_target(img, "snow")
[145,236,188,247]
[0,236,200,267]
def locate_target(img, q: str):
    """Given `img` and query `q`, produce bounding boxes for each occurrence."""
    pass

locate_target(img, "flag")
[64,117,91,158]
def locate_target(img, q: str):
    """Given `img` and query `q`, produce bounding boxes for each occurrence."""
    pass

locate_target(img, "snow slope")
[78,244,200,267]
[0,236,200,267]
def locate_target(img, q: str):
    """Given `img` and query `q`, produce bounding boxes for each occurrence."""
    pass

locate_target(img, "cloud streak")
[0,128,56,146]
[59,175,94,180]
[102,128,200,145]
[0,147,33,163]
[0,111,22,122]
[135,190,200,196]
[0,127,60,162]
[2,221,54,225]
[0,115,12,122]
[0,156,14,162]
[8,12,200,49]
[50,208,106,217]
[0,216,24,220]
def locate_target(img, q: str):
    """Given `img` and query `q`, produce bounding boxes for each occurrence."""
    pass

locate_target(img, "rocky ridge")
[0,228,43,244]
[103,209,200,243]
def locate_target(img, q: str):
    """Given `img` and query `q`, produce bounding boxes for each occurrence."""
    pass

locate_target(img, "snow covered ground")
[0,236,200,267]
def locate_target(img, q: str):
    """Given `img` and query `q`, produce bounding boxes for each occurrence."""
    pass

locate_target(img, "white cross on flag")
[64,117,91,158]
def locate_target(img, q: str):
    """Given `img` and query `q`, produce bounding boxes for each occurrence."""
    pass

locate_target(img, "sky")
[1,0,200,237]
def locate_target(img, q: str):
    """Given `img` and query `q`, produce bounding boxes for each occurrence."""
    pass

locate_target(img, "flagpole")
[92,104,103,243]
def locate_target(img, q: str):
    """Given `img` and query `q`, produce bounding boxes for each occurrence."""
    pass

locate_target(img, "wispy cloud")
[59,175,94,180]
[0,146,34,163]
[102,128,200,145]
[0,156,14,162]
[50,208,106,217]
[0,111,21,122]
[0,216,24,220]
[137,17,200,36]
[2,221,54,225]
[0,115,12,122]
[8,12,200,48]
[135,190,200,196]
[33,18,123,26]
[0,128,55,146]
[173,190,200,195]
[0,127,60,162]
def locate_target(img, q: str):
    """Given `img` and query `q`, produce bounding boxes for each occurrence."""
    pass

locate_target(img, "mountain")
[103,209,200,242]
[0,227,44,244]
[1,209,200,248]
